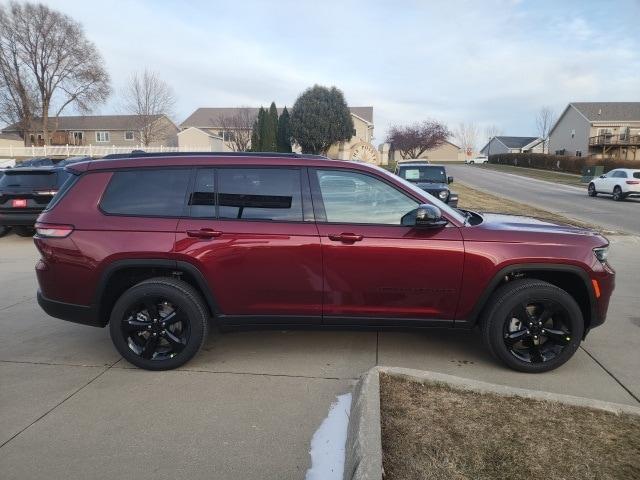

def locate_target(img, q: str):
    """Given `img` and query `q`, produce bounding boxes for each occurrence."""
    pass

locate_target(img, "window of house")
[352,129,357,136]
[316,170,418,225]
[96,131,110,142]
[576,151,582,157]
[124,131,135,141]
[100,169,190,216]
[570,129,575,138]
[217,168,303,221]
[72,131,84,145]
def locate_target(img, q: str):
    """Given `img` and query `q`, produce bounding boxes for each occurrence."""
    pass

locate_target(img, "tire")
[469,160,475,164]
[14,226,35,237]
[481,279,584,373]
[587,183,597,197]
[612,186,623,201]
[0,226,10,238]
[109,277,210,370]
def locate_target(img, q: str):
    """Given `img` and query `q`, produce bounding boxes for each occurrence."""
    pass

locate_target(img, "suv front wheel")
[481,279,584,373]
[109,277,209,370]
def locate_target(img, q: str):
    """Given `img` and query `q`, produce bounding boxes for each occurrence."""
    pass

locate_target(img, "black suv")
[394,161,458,207]
[0,162,78,236]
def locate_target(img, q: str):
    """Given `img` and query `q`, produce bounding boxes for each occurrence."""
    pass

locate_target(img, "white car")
[466,156,488,164]
[588,168,640,201]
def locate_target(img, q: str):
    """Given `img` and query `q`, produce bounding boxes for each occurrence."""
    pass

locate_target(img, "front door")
[311,168,464,325]
[174,167,322,324]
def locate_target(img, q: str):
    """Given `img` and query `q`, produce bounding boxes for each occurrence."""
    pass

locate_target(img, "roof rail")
[100,151,329,160]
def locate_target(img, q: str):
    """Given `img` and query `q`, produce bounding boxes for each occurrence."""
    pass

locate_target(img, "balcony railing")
[589,134,640,146]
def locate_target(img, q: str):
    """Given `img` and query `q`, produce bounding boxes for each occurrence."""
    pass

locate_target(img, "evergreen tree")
[263,102,279,151]
[290,85,354,154]
[250,119,259,152]
[277,106,292,153]
[256,107,267,151]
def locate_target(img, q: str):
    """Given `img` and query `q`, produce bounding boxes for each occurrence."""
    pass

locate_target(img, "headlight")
[438,190,448,200]
[593,246,609,263]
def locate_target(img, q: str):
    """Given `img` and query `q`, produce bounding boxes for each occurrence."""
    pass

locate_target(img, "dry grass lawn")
[453,181,620,234]
[380,373,640,480]
[476,164,585,187]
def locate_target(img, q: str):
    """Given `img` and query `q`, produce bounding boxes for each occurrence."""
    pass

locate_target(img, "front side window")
[613,171,627,178]
[96,131,110,142]
[101,169,190,216]
[217,168,303,221]
[316,170,418,225]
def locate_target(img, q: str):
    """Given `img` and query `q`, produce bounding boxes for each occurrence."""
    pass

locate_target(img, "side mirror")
[599,174,606,178]
[415,204,447,229]
[447,176,453,184]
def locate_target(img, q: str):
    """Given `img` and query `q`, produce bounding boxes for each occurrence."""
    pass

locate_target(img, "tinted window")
[45,173,79,211]
[316,170,417,224]
[217,168,302,221]
[0,171,57,188]
[189,168,216,218]
[634,172,640,179]
[101,169,190,216]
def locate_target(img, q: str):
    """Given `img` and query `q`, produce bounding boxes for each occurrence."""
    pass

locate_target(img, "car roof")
[67,152,385,174]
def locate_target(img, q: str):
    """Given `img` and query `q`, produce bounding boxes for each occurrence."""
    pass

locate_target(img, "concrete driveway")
[447,164,640,234]
[1,234,639,479]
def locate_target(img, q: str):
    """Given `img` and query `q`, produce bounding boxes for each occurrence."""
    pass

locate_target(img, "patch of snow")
[305,392,352,480]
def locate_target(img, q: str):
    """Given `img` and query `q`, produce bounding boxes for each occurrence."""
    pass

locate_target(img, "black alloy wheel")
[503,300,572,364]
[109,277,209,370]
[482,279,584,373]
[612,186,623,201]
[587,183,597,197]
[0,225,10,238]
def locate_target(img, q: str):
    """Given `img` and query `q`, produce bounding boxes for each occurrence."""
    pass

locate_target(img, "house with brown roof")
[179,106,380,163]
[2,114,179,147]
[548,102,640,160]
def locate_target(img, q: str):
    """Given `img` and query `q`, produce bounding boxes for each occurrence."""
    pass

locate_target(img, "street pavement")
[447,164,640,235]
[1,232,639,479]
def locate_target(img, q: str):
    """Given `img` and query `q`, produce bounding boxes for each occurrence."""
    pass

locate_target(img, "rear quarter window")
[634,172,640,179]
[100,169,191,216]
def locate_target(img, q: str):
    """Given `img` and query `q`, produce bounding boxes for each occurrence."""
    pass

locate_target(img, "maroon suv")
[33,153,615,372]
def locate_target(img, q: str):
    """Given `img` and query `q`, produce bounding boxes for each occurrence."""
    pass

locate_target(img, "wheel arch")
[464,263,596,334]
[95,259,219,326]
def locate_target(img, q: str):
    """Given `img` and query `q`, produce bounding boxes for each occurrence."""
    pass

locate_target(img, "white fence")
[0,144,227,158]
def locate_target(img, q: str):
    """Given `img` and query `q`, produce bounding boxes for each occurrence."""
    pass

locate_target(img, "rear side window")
[101,169,190,216]
[217,168,302,221]
[634,172,640,179]
[0,171,57,188]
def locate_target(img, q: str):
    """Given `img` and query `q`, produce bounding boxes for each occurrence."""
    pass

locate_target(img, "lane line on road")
[580,346,640,404]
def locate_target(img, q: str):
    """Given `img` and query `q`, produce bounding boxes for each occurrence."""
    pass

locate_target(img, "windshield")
[398,166,446,183]
[369,165,466,224]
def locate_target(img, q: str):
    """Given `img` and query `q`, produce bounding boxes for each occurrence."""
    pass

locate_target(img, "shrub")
[488,153,639,174]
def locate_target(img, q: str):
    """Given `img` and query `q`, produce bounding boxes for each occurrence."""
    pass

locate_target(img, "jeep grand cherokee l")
[34,153,614,372]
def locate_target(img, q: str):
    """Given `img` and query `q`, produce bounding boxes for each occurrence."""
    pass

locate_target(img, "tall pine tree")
[250,119,259,151]
[277,107,292,152]
[263,102,278,152]
[256,107,267,151]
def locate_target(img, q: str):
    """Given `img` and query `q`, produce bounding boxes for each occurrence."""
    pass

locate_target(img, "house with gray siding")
[480,136,543,156]
[548,102,640,160]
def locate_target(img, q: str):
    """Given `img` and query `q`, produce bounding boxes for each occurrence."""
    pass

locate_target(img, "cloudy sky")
[42,0,640,145]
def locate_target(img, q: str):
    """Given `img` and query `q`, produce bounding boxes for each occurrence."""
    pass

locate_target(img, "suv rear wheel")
[109,277,209,370]
[481,279,584,373]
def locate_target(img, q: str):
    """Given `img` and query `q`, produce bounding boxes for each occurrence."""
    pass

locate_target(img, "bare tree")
[218,107,255,152]
[0,8,38,145]
[454,122,479,159]
[536,106,556,153]
[386,120,450,160]
[1,2,110,144]
[122,69,176,146]
[484,124,502,142]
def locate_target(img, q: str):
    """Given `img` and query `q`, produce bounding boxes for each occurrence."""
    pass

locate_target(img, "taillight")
[626,180,640,185]
[35,190,59,196]
[35,222,74,238]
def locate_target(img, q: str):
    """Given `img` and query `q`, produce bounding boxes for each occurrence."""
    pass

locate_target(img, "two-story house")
[548,102,640,160]
[179,106,379,163]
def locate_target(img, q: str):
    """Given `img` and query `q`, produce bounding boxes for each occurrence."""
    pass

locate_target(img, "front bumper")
[37,291,103,327]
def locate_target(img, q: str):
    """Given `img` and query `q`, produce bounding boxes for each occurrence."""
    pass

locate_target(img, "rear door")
[310,168,464,325]
[175,166,322,324]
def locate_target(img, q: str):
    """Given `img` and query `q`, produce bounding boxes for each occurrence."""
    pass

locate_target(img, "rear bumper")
[37,291,103,327]
[0,211,41,227]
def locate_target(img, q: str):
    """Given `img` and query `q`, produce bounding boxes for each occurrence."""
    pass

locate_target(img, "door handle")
[328,233,363,243]
[186,228,223,239]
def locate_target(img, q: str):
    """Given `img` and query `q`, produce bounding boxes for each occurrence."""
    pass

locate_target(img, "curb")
[343,366,640,480]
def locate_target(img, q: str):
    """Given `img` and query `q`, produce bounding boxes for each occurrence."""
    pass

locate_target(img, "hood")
[478,212,595,235]
[413,181,448,191]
